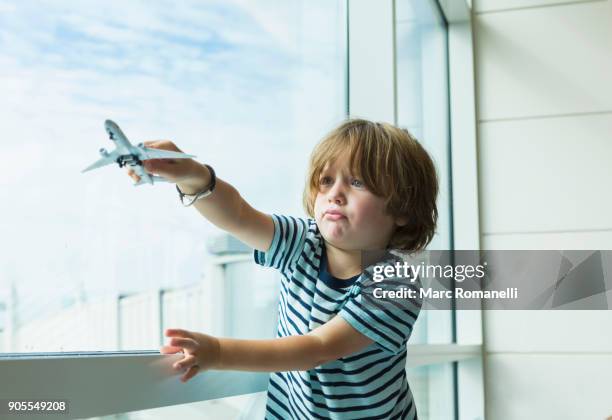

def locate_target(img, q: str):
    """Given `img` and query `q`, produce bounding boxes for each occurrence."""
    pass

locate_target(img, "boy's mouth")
[324,209,347,221]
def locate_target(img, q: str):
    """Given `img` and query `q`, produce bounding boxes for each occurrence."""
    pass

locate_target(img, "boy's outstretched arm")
[186,167,274,253]
[133,141,274,252]
[162,316,373,382]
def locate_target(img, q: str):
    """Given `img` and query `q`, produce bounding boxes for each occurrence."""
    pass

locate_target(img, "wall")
[5,1,609,416]
[472,0,612,418]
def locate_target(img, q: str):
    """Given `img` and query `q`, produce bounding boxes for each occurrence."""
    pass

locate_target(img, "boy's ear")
[395,216,408,227]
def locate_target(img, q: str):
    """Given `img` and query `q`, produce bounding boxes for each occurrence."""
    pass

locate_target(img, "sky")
[0,0,346,326]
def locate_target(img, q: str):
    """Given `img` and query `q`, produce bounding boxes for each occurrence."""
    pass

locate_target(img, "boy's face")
[314,151,400,251]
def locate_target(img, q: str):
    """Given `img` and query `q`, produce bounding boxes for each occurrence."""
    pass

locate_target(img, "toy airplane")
[82,120,195,185]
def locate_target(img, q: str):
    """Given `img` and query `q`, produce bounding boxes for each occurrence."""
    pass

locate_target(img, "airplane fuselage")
[104,120,152,183]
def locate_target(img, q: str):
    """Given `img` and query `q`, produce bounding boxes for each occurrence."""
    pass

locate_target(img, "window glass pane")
[406,363,455,420]
[0,0,346,353]
[396,0,454,346]
[396,0,450,250]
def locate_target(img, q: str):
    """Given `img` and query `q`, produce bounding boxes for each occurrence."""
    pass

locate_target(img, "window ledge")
[407,344,482,367]
[0,344,481,419]
[0,351,269,419]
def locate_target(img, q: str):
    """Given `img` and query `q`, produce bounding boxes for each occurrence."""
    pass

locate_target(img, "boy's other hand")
[161,328,221,383]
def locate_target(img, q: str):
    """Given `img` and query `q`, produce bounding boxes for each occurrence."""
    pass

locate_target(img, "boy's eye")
[351,178,364,188]
[319,176,332,186]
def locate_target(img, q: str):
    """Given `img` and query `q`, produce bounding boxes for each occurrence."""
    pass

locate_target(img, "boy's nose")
[327,182,346,204]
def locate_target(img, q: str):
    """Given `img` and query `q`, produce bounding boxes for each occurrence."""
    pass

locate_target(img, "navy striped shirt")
[254,215,421,419]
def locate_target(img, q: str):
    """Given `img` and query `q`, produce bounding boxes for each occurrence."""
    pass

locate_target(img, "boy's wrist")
[210,336,223,370]
[190,333,222,371]
[177,162,211,195]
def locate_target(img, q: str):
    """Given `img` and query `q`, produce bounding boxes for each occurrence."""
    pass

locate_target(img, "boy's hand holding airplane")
[127,140,211,194]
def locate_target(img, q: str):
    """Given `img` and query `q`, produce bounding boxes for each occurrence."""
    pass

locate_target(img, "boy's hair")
[303,119,438,252]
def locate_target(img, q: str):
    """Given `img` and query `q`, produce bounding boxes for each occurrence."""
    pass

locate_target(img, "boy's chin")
[321,232,364,252]
[320,229,344,245]
[324,235,385,253]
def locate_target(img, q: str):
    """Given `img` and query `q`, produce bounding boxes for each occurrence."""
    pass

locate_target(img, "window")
[0,0,346,353]
[396,0,454,348]
[396,0,451,251]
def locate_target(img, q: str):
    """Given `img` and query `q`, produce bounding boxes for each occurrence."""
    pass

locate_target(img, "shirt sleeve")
[253,214,309,275]
[339,269,422,355]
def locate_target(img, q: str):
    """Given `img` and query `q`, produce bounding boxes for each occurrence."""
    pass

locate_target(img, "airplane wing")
[139,147,195,161]
[81,150,120,173]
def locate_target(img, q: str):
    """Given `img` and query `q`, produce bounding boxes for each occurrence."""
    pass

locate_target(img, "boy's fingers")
[169,337,198,351]
[143,140,170,148]
[143,159,178,177]
[181,365,200,383]
[160,345,184,354]
[144,158,165,167]
[125,168,140,182]
[144,159,166,172]
[143,161,156,175]
[165,328,193,339]
[173,354,197,371]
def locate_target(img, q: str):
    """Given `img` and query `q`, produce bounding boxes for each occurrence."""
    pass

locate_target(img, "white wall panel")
[474,0,600,14]
[485,354,612,420]
[475,0,612,418]
[484,310,612,352]
[474,0,612,120]
[478,113,612,234]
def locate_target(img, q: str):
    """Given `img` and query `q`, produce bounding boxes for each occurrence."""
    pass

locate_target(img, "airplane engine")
[99,148,109,157]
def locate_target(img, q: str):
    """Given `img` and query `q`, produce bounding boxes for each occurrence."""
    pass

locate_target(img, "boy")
[130,119,438,419]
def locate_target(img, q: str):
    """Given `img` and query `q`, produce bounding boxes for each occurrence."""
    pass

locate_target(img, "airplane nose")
[104,120,117,139]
